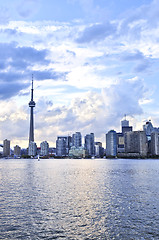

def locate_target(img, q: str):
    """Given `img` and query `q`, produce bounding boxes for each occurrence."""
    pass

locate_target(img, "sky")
[0,0,159,148]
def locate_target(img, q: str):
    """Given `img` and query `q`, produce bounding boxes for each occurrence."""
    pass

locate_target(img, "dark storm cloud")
[12,46,49,64]
[76,22,116,43]
[0,82,29,100]
[10,60,29,70]
[0,42,68,99]
[33,70,68,81]
[0,42,48,64]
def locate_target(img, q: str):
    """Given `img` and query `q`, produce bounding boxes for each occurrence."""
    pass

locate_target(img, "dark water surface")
[0,158,159,240]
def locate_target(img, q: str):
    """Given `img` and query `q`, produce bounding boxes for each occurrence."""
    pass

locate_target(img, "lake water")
[0,158,159,240]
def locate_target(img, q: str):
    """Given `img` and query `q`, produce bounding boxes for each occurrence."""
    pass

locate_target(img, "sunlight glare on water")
[0,158,159,239]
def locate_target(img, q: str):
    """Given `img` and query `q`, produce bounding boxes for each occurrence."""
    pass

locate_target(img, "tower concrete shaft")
[29,75,36,143]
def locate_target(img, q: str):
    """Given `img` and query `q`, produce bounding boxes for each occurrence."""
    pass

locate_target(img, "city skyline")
[0,0,159,148]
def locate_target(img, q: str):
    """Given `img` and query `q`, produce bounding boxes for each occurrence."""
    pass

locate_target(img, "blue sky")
[0,0,159,148]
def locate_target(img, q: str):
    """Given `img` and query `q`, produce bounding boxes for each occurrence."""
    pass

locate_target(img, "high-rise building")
[121,119,129,127]
[56,136,71,156]
[3,139,10,157]
[72,132,82,148]
[94,142,104,158]
[150,132,159,156]
[125,131,147,157]
[14,145,21,157]
[121,118,133,135]
[28,141,37,156]
[40,141,49,156]
[84,133,95,157]
[143,120,154,141]
[106,130,117,157]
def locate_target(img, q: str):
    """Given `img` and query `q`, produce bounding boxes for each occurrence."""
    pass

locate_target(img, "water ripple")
[0,158,159,239]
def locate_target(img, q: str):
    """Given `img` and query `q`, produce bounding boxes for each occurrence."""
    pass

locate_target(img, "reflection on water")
[0,159,159,239]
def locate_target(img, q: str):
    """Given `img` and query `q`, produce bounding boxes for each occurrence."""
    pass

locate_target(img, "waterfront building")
[56,136,71,156]
[21,148,28,156]
[40,141,49,156]
[117,132,125,152]
[69,146,87,158]
[121,119,129,127]
[3,139,10,157]
[143,120,154,141]
[14,145,21,157]
[150,132,159,156]
[72,132,82,148]
[49,147,56,156]
[125,131,147,157]
[28,141,37,156]
[121,118,133,135]
[94,142,104,158]
[66,136,72,154]
[117,117,133,153]
[84,133,95,157]
[106,130,117,157]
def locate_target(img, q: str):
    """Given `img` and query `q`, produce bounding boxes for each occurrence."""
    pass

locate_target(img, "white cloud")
[1,0,159,148]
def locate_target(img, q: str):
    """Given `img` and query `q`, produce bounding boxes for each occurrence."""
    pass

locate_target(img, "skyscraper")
[84,133,95,157]
[56,136,68,156]
[150,132,159,156]
[40,141,49,156]
[124,131,147,157]
[121,118,133,135]
[106,130,117,157]
[29,75,36,143]
[28,141,37,156]
[3,139,10,157]
[72,132,82,148]
[14,145,21,157]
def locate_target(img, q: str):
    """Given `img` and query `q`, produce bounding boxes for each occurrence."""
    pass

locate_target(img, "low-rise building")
[69,146,87,158]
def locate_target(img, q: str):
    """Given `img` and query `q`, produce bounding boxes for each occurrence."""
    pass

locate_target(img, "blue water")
[0,158,159,239]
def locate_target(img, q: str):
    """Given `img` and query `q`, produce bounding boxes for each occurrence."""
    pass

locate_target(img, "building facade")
[72,132,82,148]
[28,141,37,156]
[150,132,159,156]
[106,130,117,157]
[69,146,87,158]
[125,131,147,157]
[94,142,104,158]
[84,133,95,157]
[40,141,49,156]
[14,145,21,157]
[56,136,69,156]
[3,139,10,157]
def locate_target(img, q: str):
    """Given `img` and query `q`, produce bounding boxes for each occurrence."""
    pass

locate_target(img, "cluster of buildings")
[106,118,159,158]
[2,118,159,159]
[1,77,159,159]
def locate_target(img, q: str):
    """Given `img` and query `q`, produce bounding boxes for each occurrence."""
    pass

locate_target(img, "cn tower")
[29,75,36,143]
